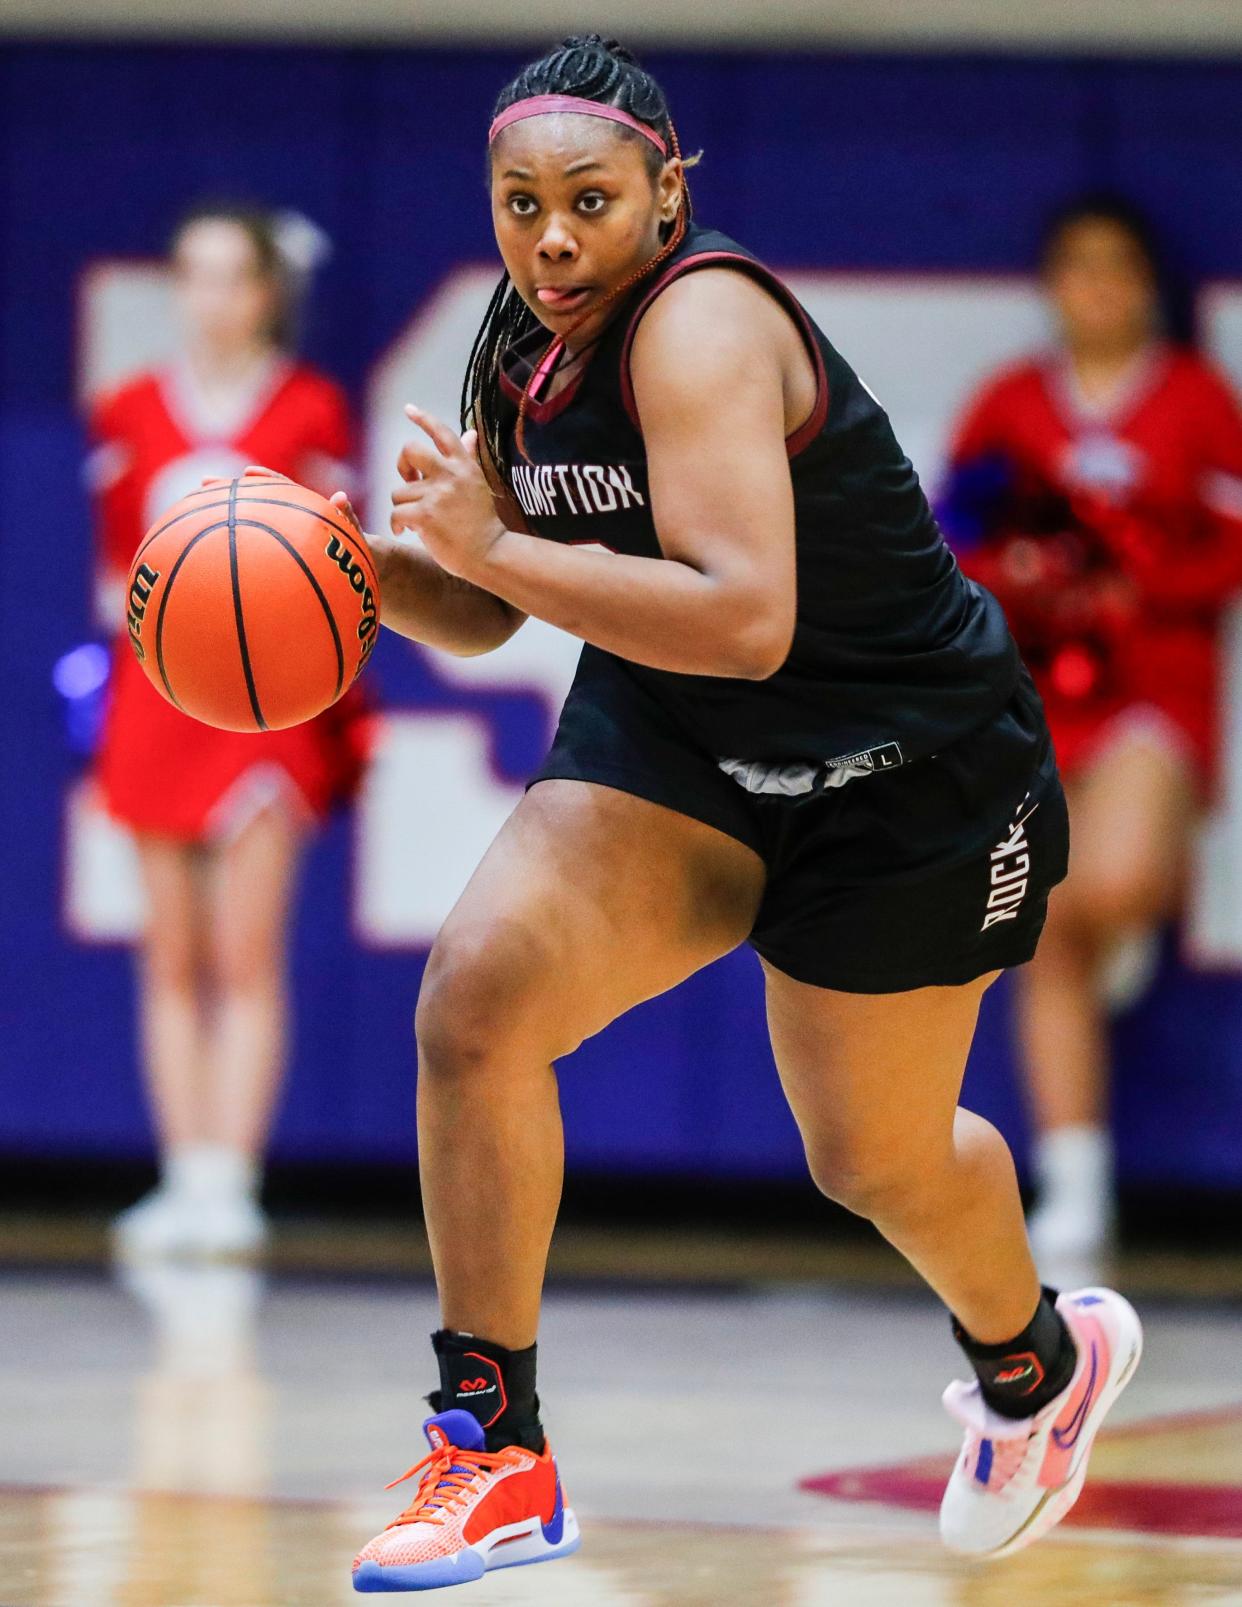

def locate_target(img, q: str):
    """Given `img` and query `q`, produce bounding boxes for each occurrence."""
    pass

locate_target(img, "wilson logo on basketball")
[457,1378,495,1395]
[126,474,381,733]
[125,562,161,664]
[325,536,379,665]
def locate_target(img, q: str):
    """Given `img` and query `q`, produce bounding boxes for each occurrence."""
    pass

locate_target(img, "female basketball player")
[335,39,1141,1590]
[92,203,371,1259]
[944,199,1242,1264]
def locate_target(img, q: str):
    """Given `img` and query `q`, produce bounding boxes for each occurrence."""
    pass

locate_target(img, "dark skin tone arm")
[330,429,528,658]
[378,267,810,679]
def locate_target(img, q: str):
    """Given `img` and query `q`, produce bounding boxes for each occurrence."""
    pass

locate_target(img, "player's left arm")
[1195,363,1242,565]
[391,272,797,679]
[1133,364,1242,611]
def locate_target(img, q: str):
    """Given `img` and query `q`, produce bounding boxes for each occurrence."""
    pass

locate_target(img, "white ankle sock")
[1033,1125,1115,1220]
[164,1144,261,1202]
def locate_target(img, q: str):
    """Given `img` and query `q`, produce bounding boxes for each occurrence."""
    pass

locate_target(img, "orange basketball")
[123,471,380,732]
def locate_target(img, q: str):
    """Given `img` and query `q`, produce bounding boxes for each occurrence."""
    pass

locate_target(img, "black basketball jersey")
[497,224,1020,773]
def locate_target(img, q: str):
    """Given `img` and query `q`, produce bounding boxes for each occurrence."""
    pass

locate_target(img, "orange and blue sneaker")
[939,1285,1143,1557]
[352,1410,580,1592]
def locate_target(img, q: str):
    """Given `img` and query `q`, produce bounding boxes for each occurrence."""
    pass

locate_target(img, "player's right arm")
[330,427,527,658]
[361,521,527,657]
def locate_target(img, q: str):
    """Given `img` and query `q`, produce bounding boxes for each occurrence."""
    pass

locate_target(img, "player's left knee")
[803,1137,935,1223]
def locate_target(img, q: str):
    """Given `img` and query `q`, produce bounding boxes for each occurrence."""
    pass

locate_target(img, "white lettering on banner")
[353,715,524,947]
[65,262,1242,959]
[62,778,146,941]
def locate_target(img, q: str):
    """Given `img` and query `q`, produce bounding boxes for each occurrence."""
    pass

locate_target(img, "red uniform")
[943,345,1242,790]
[91,358,373,840]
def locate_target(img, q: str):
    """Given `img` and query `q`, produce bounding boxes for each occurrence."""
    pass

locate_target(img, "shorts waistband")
[718,740,908,797]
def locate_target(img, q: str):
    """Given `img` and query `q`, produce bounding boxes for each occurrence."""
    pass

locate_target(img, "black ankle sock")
[429,1329,544,1452]
[952,1288,1078,1419]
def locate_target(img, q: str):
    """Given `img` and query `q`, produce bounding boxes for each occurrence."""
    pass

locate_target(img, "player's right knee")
[415,919,563,1077]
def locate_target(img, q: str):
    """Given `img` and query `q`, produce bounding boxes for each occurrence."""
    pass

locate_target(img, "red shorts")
[1039,624,1218,796]
[95,641,374,842]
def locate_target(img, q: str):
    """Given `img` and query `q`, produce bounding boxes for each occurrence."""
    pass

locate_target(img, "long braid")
[460,271,538,473]
[463,35,694,483]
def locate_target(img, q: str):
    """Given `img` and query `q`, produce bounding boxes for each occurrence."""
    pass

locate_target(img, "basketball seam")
[233,498,381,592]
[153,522,231,712]
[228,478,268,732]
[130,497,236,573]
[131,492,377,595]
[179,479,288,497]
[254,522,346,702]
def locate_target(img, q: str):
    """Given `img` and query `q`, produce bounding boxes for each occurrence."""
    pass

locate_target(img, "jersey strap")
[498,331,598,427]
[618,251,830,458]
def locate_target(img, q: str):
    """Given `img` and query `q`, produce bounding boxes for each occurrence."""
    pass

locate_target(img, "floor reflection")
[0,1269,1238,1606]
[8,1489,1242,1607]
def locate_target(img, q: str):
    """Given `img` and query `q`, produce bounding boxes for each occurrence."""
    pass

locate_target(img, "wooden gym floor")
[0,1224,1239,1606]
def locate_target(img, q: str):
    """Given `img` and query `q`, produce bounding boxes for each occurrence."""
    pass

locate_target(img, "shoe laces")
[944,1379,1044,1491]
[944,1378,1045,1438]
[383,1443,510,1529]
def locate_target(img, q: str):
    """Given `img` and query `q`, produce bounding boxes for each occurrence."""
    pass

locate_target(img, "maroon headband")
[488,94,668,157]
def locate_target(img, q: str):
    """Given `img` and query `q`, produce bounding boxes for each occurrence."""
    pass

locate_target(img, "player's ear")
[657,160,682,227]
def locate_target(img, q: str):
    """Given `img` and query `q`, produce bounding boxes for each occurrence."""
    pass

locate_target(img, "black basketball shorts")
[530,654,1069,993]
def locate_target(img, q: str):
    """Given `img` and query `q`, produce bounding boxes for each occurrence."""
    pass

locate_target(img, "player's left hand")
[390,404,507,581]
[198,465,292,491]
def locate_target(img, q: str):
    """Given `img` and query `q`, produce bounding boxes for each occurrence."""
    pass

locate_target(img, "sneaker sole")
[353,1509,581,1592]
[987,1288,1143,1559]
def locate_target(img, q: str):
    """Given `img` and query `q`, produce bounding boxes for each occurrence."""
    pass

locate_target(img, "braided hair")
[461,35,692,484]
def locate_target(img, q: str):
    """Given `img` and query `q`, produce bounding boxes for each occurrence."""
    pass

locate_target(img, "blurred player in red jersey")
[89,202,372,1259]
[942,196,1242,1264]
